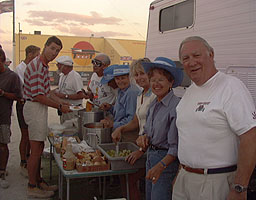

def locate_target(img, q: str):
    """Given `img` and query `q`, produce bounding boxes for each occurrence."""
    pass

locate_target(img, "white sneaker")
[39,180,58,192]
[27,186,54,198]
[0,173,9,189]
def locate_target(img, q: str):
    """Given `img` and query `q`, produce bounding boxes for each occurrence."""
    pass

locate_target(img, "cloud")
[23,10,132,38]
[26,10,122,26]
[25,19,48,26]
[23,2,36,6]
[52,24,131,38]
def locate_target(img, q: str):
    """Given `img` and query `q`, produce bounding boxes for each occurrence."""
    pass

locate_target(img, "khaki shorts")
[23,101,48,141]
[0,124,11,144]
[172,167,236,200]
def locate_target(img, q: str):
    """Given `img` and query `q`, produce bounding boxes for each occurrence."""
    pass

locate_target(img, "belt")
[181,164,237,175]
[26,99,37,102]
[149,144,168,151]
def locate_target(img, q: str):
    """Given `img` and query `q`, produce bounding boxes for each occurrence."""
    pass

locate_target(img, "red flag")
[0,0,13,14]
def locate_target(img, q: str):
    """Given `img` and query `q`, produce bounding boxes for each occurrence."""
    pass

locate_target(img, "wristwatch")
[231,183,248,193]
[65,94,69,99]
[139,147,146,153]
[0,90,4,96]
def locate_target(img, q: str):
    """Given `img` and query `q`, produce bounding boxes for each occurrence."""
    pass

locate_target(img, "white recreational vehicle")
[145,0,256,102]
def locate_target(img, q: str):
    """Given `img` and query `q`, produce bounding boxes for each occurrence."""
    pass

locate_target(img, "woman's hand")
[125,150,144,165]
[100,118,114,128]
[136,135,149,149]
[112,127,122,143]
[146,162,165,184]
[100,103,112,111]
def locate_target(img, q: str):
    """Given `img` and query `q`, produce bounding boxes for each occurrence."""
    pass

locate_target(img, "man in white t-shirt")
[54,56,84,123]
[173,36,256,200]
[14,45,40,176]
[88,53,117,106]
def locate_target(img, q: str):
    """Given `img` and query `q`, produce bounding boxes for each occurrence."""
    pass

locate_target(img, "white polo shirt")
[58,70,83,105]
[176,71,256,168]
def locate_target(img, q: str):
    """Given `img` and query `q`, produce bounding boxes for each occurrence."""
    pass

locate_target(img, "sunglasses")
[92,59,104,67]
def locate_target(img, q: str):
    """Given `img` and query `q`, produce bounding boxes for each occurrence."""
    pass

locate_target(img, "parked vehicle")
[146,0,256,102]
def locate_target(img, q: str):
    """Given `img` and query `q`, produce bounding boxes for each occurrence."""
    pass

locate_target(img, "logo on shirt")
[252,111,256,119]
[195,102,210,112]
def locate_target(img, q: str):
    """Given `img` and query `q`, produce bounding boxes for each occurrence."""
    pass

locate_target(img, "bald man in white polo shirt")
[173,36,256,200]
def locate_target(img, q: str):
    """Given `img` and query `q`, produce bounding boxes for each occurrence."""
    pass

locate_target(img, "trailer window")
[159,0,194,32]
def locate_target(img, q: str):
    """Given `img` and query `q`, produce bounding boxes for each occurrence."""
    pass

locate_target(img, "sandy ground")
[0,103,60,200]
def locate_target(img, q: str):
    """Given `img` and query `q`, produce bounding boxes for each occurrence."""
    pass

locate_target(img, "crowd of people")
[0,35,256,200]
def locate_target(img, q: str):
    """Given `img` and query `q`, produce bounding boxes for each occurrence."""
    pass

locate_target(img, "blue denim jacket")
[113,85,140,129]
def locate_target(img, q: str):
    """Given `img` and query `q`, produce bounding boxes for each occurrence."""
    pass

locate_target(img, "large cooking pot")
[78,109,104,140]
[84,122,112,148]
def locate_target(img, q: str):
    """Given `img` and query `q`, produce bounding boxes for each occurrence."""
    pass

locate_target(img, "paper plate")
[70,105,84,111]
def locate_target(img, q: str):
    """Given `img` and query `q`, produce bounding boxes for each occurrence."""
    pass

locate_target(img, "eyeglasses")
[92,59,104,67]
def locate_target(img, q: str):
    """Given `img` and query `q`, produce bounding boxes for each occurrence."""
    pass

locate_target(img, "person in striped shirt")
[23,36,71,199]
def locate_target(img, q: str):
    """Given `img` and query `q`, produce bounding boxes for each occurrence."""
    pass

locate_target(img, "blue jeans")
[146,149,179,200]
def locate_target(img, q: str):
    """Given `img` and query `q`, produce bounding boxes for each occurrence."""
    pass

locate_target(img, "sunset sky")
[0,0,152,61]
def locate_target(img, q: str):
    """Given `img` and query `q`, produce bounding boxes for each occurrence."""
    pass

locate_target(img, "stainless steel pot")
[84,122,112,148]
[78,109,104,140]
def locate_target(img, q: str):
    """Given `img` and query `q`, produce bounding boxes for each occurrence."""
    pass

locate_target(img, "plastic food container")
[97,142,146,170]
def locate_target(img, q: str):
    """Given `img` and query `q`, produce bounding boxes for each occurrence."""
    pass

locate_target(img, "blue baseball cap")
[142,57,183,88]
[113,65,130,76]
[101,64,130,84]
[101,65,116,84]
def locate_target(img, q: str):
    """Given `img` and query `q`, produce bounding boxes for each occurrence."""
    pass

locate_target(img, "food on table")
[107,149,132,157]
[54,143,61,154]
[76,151,107,166]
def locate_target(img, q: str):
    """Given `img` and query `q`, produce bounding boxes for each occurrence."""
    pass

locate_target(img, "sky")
[0,0,153,61]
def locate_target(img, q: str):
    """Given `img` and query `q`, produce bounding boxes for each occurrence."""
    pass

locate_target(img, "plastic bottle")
[62,143,76,171]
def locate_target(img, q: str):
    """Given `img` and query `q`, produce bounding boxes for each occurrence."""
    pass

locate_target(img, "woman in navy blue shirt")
[137,57,183,200]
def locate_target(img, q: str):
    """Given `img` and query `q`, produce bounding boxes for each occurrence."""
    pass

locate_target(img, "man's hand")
[61,104,71,113]
[136,135,149,149]
[54,92,64,99]
[227,188,247,200]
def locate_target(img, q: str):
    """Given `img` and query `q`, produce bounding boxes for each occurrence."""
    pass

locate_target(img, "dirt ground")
[0,101,133,200]
[0,103,60,200]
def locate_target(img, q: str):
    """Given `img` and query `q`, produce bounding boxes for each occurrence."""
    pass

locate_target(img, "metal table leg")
[103,176,106,199]
[99,177,102,196]
[50,144,53,180]
[67,178,70,200]
[126,174,130,200]
[58,170,63,200]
